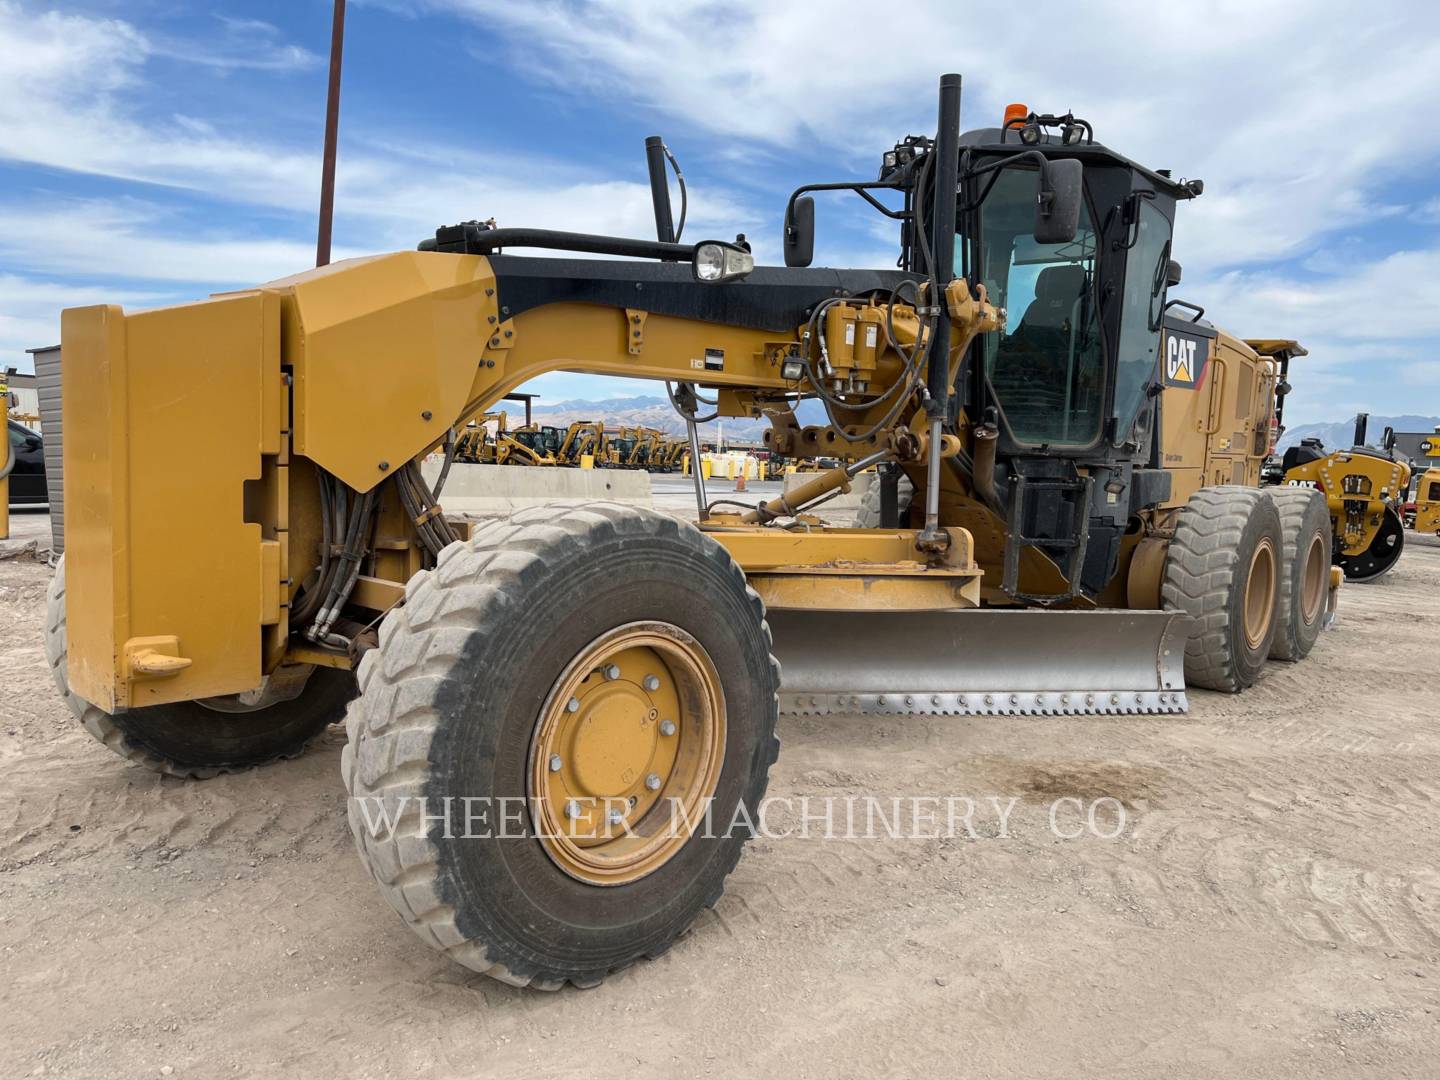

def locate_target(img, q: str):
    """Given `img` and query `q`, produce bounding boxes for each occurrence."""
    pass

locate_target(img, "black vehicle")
[6,420,46,505]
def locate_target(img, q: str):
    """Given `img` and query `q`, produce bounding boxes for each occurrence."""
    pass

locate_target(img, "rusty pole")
[315,0,346,267]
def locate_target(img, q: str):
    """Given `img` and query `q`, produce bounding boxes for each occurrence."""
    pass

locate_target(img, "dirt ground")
[3,521,1440,1079]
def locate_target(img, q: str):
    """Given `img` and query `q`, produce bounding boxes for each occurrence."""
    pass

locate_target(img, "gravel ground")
[2,518,1438,1079]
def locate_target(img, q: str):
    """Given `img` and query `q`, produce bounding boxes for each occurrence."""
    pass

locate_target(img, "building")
[4,368,41,429]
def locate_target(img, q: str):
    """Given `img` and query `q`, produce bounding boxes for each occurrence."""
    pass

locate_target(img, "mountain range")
[1277,415,1440,454]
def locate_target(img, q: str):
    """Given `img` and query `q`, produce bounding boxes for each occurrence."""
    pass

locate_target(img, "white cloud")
[423,0,1440,275]
[1188,248,1440,343]
[0,198,342,284]
[0,274,177,368]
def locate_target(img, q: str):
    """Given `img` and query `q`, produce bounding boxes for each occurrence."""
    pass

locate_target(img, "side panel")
[62,294,282,710]
[1161,325,1271,503]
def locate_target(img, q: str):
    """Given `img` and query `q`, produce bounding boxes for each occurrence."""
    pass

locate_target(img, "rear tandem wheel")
[1161,486,1283,692]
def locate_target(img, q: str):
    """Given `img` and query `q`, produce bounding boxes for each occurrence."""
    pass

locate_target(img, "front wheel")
[342,501,780,989]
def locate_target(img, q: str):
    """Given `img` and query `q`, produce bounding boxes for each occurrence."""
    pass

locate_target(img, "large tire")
[45,556,356,778]
[1337,504,1405,582]
[1161,486,1283,692]
[852,472,914,527]
[1268,487,1331,661]
[343,501,780,990]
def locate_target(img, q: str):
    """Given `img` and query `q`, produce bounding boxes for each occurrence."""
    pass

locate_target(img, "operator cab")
[947,114,1202,465]
[935,111,1203,596]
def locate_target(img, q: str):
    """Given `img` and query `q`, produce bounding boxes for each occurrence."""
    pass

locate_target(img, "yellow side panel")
[276,252,498,493]
[62,293,280,710]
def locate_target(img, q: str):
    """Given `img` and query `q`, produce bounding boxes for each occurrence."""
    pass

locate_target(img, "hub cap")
[1299,533,1327,626]
[1243,537,1277,649]
[529,622,725,885]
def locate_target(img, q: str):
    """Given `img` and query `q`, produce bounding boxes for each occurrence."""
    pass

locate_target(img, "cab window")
[976,167,1104,446]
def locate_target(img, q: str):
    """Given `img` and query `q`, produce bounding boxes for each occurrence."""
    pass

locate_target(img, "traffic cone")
[735,473,747,492]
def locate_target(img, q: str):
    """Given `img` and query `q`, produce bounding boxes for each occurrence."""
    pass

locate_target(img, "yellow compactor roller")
[1277,414,1412,580]
[47,76,1334,988]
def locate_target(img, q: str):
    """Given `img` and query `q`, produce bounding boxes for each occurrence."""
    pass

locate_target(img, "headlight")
[693,241,755,283]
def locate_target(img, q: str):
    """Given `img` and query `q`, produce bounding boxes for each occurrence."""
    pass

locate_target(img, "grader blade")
[770,609,1191,717]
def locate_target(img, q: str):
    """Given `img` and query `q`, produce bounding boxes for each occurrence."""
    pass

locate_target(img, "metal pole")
[920,73,962,547]
[316,0,346,267]
[687,416,708,520]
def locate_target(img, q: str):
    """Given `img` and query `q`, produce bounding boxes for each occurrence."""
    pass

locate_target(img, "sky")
[2,0,1438,424]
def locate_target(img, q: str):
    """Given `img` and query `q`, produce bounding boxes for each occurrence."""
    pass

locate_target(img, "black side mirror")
[1165,259,1182,288]
[1034,158,1082,245]
[1383,426,1396,452]
[784,195,815,267]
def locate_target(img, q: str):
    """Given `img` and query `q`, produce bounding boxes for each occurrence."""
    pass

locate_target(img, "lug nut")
[645,772,661,790]
[659,719,676,736]
[566,697,580,713]
[643,674,660,691]
[548,754,563,772]
[607,809,624,826]
[564,800,581,820]
[603,664,621,681]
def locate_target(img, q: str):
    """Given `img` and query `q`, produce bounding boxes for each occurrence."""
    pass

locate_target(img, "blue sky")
[2,0,1438,424]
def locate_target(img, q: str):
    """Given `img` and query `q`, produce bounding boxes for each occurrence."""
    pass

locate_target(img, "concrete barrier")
[422,461,653,519]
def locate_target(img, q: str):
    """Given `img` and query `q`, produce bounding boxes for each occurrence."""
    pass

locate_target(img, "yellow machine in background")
[1280,414,1411,580]
[48,75,1339,991]
[1415,468,1440,535]
[1413,431,1440,535]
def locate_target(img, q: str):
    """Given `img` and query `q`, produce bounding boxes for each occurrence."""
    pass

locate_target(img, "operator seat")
[1013,264,1087,352]
[991,264,1088,428]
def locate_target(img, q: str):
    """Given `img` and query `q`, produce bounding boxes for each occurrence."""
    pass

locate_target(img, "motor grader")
[1410,430,1440,535]
[48,75,1334,990]
[1275,413,1412,580]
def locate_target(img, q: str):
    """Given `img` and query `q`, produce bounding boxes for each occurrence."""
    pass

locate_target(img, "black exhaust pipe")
[645,135,677,248]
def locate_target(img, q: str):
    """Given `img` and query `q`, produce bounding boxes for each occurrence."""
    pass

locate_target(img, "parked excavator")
[48,75,1334,990]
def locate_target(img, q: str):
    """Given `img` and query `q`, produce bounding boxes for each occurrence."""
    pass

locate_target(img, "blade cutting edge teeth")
[780,690,1189,717]
[766,608,1192,718]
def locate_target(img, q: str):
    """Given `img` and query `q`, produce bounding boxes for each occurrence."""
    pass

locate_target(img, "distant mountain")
[1278,414,1440,453]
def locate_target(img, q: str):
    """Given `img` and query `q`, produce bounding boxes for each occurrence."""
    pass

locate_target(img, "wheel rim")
[529,621,726,886]
[1299,532,1327,626]
[1243,537,1277,649]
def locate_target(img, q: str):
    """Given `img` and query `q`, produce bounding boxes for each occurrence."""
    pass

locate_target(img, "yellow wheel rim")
[529,622,725,886]
[1243,537,1277,649]
[1299,532,1327,626]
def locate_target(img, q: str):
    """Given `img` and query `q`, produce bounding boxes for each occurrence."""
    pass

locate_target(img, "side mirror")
[784,195,815,267]
[1034,158,1082,245]
[1165,259,1183,288]
[1383,426,1396,452]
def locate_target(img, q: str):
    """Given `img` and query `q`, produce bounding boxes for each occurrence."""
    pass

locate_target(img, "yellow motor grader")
[1276,413,1412,580]
[48,75,1334,989]
[1412,430,1440,535]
